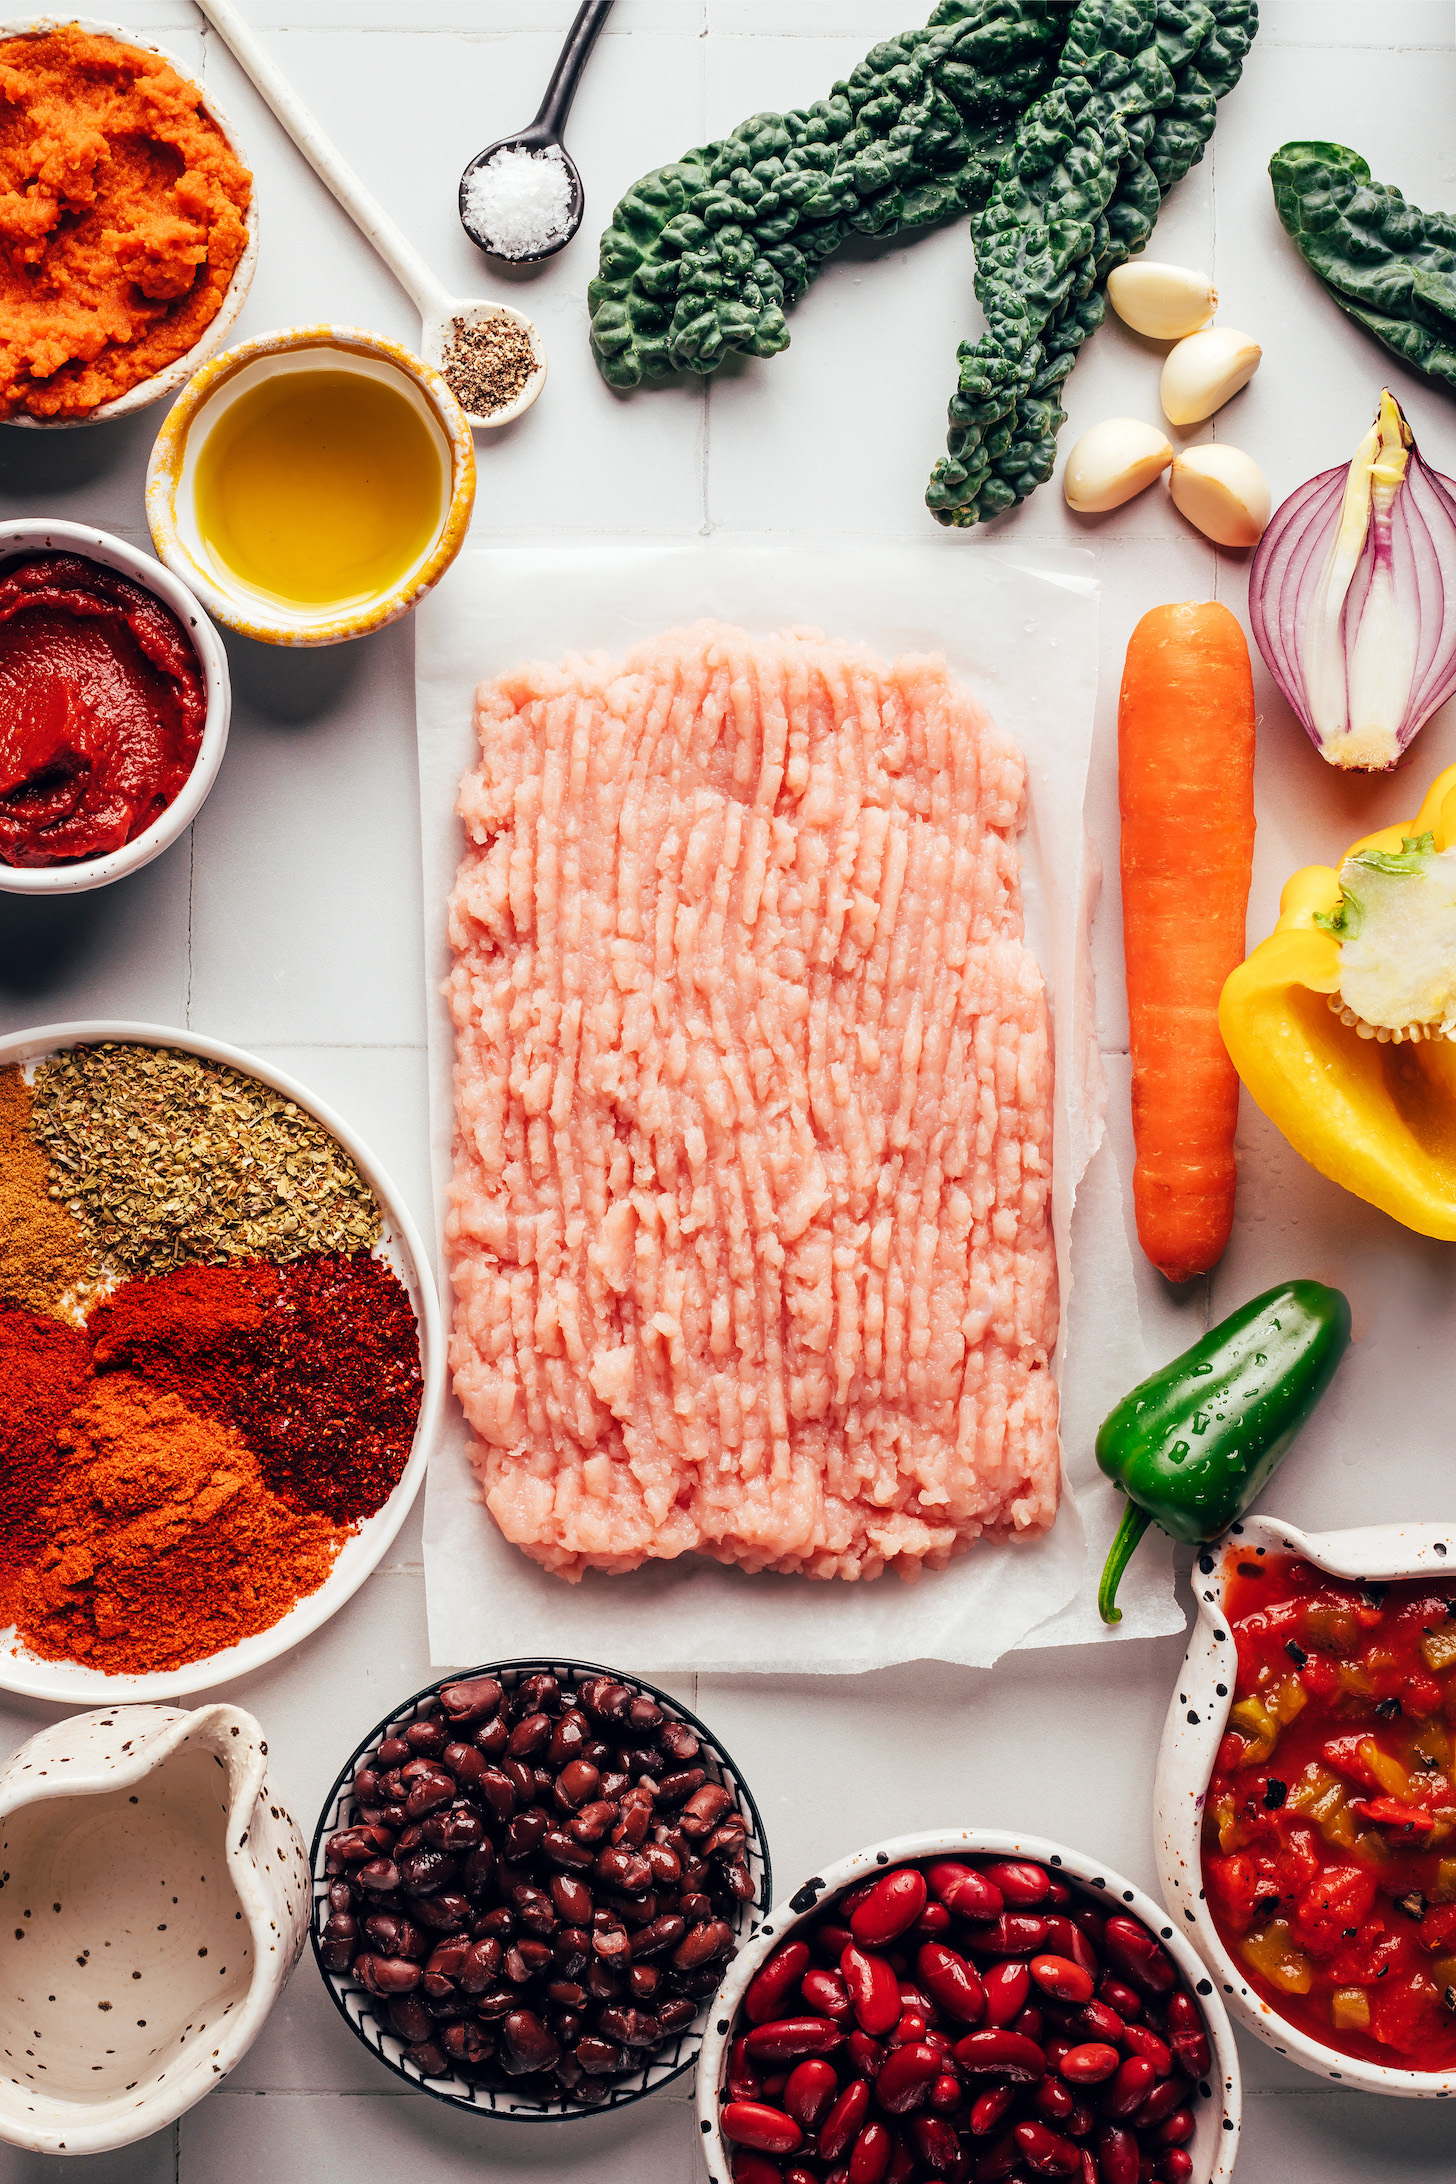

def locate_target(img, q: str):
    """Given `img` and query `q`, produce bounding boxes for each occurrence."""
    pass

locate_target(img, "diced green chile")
[1270,141,1456,395]
[1094,1280,1351,1624]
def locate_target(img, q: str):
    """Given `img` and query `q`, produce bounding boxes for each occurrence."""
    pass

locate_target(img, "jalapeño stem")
[1099,1502,1153,1626]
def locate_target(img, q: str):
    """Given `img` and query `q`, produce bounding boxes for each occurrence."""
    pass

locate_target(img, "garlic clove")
[1160,327,1262,426]
[1106,261,1217,341]
[1064,418,1175,514]
[1169,445,1272,548]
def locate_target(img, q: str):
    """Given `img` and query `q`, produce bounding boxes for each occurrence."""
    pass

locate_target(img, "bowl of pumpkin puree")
[0,19,257,426]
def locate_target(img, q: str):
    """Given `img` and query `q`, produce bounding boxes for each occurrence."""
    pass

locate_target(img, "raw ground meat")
[445,620,1059,1581]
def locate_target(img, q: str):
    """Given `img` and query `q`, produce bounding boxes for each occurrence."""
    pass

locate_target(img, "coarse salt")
[463,143,572,259]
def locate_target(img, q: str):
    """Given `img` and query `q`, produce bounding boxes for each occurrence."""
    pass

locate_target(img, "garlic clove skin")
[1064,419,1175,513]
[1160,327,1262,426]
[1169,445,1272,548]
[1106,261,1217,340]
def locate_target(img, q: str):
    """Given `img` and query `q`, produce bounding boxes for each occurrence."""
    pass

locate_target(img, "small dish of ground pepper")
[0,1019,443,1701]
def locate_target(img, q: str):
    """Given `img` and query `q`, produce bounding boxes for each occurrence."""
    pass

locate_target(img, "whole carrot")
[1119,601,1255,1282]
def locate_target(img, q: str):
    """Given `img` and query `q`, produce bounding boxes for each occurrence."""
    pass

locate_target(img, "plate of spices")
[0,1021,443,1700]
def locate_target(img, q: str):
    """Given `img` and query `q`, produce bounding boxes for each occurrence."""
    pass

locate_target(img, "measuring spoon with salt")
[193,0,546,429]
[459,0,616,264]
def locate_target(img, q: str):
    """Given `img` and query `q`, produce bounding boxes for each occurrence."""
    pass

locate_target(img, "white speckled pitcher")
[0,1702,308,2153]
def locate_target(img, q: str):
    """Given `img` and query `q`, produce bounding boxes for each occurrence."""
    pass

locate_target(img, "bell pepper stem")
[1099,1502,1154,1626]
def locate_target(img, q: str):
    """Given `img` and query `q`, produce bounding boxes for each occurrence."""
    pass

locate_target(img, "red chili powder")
[0,1302,92,1585]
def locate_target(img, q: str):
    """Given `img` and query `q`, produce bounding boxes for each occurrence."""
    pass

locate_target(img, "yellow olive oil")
[193,368,445,609]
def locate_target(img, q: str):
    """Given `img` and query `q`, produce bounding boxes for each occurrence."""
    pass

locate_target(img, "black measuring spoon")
[458,0,617,264]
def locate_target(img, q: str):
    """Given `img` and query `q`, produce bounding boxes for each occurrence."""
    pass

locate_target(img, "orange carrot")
[1118,600,1255,1283]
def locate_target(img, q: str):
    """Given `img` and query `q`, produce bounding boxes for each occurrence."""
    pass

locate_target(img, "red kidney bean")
[819,2077,872,2160]
[731,2161,782,2184]
[973,1915,1049,1958]
[912,1902,953,1941]
[842,1944,902,2037]
[816,1922,855,1965]
[1042,1918,1099,1980]
[745,2018,844,2065]
[982,1862,1052,1909]
[889,2014,927,2050]
[1014,2119,1081,2176]
[1066,2100,1093,2141]
[917,1941,987,2025]
[850,1869,929,1948]
[1121,2025,1172,2077]
[975,2132,1023,2183]
[1060,2042,1121,2085]
[970,2083,1016,2136]
[845,2030,883,2079]
[927,1861,1006,1923]
[909,2115,963,2175]
[1163,1993,1212,2079]
[928,2071,962,2113]
[874,2041,942,2114]
[1036,2077,1075,2123]
[1012,2008,1045,2044]
[784,2056,839,2131]
[438,1676,503,1726]
[982,1961,1031,2027]
[1030,1955,1094,2007]
[784,2171,818,2184]
[722,2103,803,2157]
[952,2030,1047,2082]
[1074,1999,1127,2046]
[1101,2057,1157,2119]
[802,1968,853,2022]
[1157,2151,1194,2182]
[1155,2110,1194,2149]
[1132,2078,1191,2131]
[885,2150,914,2184]
[1101,1918,1176,1998]
[1097,1977,1144,2022]
[847,2122,893,2184]
[1096,2124,1140,2184]
[746,1944,813,2026]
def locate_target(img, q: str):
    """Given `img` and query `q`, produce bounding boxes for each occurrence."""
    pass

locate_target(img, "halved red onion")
[1249,390,1456,771]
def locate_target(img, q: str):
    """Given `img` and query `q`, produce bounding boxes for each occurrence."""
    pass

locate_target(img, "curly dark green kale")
[926,0,1257,527]
[1271,142,1456,394]
[587,0,1073,390]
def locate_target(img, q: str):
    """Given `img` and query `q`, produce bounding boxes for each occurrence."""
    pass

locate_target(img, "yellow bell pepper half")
[1219,764,1456,1239]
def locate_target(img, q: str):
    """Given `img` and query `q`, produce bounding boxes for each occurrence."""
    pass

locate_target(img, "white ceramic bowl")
[0,1701,307,2153]
[1156,1512,1456,2097]
[0,19,257,429]
[0,521,230,895]
[146,325,476,647]
[0,1019,443,1700]
[698,1828,1243,2184]
[311,1660,772,2118]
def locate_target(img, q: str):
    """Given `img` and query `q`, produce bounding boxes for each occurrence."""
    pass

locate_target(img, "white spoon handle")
[194,0,451,322]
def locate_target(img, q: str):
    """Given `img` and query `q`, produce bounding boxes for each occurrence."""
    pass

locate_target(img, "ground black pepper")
[440,312,537,417]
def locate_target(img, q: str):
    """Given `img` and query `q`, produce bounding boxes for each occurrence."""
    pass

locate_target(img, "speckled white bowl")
[0,520,230,896]
[698,1829,1243,2184]
[1156,1512,1456,2097]
[0,1702,307,2153]
[0,19,257,429]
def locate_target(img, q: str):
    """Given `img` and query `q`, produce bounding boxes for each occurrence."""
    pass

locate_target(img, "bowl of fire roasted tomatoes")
[698,1829,1241,2184]
[1157,1514,1456,2096]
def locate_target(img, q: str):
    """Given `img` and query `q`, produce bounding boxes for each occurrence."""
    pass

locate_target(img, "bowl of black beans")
[311,1658,771,2117]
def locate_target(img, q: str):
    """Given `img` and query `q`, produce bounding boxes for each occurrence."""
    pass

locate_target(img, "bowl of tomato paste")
[1158,1513,1456,2094]
[0,519,229,893]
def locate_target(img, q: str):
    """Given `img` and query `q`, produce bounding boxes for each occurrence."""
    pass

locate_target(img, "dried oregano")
[29,1043,379,1277]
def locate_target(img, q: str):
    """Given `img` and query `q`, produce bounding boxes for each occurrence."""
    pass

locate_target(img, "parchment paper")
[414,540,1181,1673]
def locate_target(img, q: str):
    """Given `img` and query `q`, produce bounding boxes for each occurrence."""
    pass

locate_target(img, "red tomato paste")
[1204,1550,1456,2072]
[0,554,206,867]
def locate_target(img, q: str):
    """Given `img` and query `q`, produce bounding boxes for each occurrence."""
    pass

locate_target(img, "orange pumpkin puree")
[0,26,252,421]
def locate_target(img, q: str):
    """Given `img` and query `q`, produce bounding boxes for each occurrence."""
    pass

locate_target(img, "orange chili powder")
[5,1373,346,1674]
[0,27,253,420]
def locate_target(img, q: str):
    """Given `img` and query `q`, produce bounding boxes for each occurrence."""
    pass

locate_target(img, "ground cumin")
[8,1373,347,1674]
[0,1068,97,1319]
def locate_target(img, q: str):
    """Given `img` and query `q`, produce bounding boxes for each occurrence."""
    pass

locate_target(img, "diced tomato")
[1418,1904,1456,1954]
[1293,1867,1378,1959]
[1351,1797,1437,1835]
[1215,1732,1246,1777]
[1405,1674,1443,1717]
[1329,1922,1401,1988]
[1299,1654,1339,1699]
[1205,1854,1259,1932]
[1370,1975,1444,2057]
[1321,1736,1382,1790]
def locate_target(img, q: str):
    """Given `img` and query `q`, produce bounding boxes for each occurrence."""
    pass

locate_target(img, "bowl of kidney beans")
[312,1658,770,2117]
[697,1831,1241,2184]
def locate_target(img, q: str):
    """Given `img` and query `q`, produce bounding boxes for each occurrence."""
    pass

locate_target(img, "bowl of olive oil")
[145,326,476,646]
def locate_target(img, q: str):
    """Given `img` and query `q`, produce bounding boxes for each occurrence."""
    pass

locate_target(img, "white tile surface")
[5,1,1456,2175]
